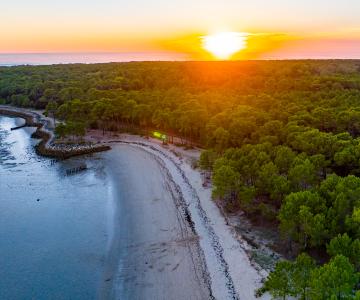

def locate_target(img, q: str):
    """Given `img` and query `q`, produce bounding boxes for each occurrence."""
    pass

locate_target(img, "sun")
[202,32,248,60]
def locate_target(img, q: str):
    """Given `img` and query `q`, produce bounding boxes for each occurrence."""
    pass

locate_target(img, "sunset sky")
[2,0,360,59]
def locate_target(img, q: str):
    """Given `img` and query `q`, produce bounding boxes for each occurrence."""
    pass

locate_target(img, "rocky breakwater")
[0,105,110,159]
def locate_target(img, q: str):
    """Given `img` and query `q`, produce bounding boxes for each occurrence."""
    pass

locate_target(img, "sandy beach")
[99,144,211,299]
[93,132,270,300]
[0,107,270,299]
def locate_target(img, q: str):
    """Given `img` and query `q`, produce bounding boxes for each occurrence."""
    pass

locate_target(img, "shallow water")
[0,116,211,300]
[0,116,111,300]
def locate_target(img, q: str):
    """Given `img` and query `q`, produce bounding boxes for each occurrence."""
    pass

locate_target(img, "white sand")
[99,133,270,300]
[100,144,211,300]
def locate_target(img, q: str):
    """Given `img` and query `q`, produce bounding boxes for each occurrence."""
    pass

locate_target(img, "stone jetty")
[0,105,111,159]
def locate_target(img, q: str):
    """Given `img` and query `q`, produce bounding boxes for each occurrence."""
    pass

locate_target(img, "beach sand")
[99,144,211,300]
[93,132,270,300]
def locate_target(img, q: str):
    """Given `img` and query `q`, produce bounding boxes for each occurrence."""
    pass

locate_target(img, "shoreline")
[0,105,110,159]
[1,107,270,299]
[97,134,270,299]
[100,143,212,299]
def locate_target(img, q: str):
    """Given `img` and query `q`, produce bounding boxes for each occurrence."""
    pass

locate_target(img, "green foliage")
[3,61,360,297]
[199,149,217,171]
[265,254,359,300]
[10,94,30,107]
[288,159,317,191]
[55,121,85,139]
[274,146,296,174]
[213,127,230,152]
[264,260,296,299]
[212,164,239,202]
[55,123,67,139]
[327,233,353,259]
[292,254,316,300]
[45,101,58,122]
[327,234,360,270]
[279,191,327,249]
[263,253,316,299]
[309,255,358,300]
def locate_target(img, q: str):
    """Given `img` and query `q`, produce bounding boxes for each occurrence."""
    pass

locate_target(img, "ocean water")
[0,116,112,299]
[0,52,188,66]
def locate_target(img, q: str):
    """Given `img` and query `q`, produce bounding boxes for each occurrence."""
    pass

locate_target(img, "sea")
[0,116,112,299]
[0,52,189,66]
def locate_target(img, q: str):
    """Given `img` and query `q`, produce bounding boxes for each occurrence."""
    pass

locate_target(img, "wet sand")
[100,144,211,300]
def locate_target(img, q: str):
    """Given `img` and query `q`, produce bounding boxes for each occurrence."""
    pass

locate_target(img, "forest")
[1,60,360,299]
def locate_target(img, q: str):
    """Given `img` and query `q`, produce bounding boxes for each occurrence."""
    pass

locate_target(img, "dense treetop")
[1,60,360,298]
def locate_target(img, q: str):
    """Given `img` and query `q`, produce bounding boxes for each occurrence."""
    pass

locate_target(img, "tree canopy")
[2,60,360,298]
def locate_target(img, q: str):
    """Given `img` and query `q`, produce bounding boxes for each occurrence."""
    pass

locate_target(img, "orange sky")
[1,0,360,59]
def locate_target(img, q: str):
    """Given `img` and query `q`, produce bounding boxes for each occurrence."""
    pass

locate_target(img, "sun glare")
[202,32,248,60]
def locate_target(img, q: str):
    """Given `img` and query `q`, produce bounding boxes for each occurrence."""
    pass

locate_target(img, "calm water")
[0,116,112,299]
[0,52,188,66]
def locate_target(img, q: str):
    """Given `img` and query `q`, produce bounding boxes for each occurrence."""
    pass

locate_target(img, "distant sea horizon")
[1,51,360,66]
[0,52,190,66]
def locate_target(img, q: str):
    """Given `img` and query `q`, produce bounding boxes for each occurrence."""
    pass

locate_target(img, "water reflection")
[0,116,111,300]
